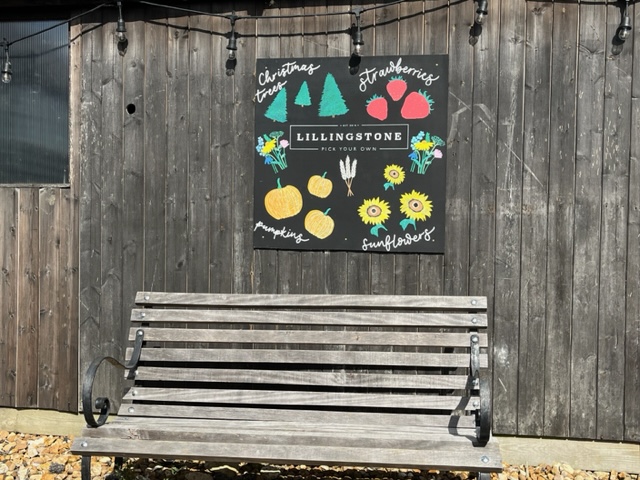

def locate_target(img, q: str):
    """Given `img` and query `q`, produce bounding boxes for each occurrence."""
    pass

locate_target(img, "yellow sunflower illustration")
[358,197,391,225]
[399,190,432,230]
[358,198,391,237]
[383,164,405,191]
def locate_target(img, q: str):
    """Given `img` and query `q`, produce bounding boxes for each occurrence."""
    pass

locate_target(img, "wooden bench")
[71,292,501,479]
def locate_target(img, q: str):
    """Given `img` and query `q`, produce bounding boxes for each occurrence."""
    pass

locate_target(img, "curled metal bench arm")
[82,330,144,428]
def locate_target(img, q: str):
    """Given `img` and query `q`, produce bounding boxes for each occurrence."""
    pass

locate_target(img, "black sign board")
[253,55,448,253]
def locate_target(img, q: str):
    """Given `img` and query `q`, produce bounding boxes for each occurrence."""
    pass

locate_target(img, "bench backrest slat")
[135,292,486,311]
[128,327,488,348]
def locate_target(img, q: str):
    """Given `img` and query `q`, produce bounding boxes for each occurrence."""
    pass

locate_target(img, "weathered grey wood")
[596,1,632,442]
[130,308,487,327]
[128,327,488,347]
[72,437,502,471]
[78,9,104,411]
[165,13,190,292]
[115,404,478,429]
[570,2,605,440]
[81,418,478,444]
[626,74,640,443]
[133,366,473,389]
[135,291,487,310]
[517,1,552,437]
[210,2,235,294]
[492,0,525,436]
[0,189,17,406]
[122,387,478,410]
[143,9,167,293]
[17,189,39,407]
[187,7,213,294]
[543,1,578,438]
[131,347,488,369]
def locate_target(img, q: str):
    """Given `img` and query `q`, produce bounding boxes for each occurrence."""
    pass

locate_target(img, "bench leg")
[81,456,91,480]
[478,472,491,480]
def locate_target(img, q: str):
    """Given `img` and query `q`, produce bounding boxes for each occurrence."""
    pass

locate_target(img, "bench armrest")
[81,329,145,428]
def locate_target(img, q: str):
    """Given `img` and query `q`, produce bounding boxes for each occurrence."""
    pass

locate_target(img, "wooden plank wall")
[0,0,638,444]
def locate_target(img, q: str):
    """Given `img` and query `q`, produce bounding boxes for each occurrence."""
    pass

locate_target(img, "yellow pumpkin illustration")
[307,172,333,198]
[304,208,335,239]
[264,179,303,220]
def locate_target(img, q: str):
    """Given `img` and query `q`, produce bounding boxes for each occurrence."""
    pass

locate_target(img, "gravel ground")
[1,431,638,480]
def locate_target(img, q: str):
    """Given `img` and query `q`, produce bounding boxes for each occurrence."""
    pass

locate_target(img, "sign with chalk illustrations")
[253,55,448,253]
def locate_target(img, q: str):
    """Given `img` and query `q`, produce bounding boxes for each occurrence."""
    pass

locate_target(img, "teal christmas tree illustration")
[294,81,312,107]
[265,88,288,123]
[318,73,349,117]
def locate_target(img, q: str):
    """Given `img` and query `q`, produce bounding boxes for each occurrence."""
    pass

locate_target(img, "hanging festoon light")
[1,39,11,84]
[115,1,127,45]
[226,13,238,61]
[475,0,488,25]
[618,0,632,41]
[351,7,364,57]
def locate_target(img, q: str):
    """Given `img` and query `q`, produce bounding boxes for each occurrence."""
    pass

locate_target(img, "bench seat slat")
[135,292,487,311]
[122,387,478,410]
[131,348,489,368]
[128,328,488,347]
[130,309,488,328]
[114,404,479,428]
[134,367,473,389]
[72,437,502,472]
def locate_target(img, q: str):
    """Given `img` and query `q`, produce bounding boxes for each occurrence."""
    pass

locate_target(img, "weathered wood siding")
[0,1,638,443]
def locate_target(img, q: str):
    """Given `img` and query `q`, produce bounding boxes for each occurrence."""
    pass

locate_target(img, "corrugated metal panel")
[0,21,69,184]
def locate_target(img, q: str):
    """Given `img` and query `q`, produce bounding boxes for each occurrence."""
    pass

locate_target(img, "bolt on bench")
[71,292,501,479]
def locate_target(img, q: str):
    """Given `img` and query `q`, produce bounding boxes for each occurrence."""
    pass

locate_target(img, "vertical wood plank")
[493,0,525,435]
[210,2,235,294]
[0,189,18,407]
[38,188,61,409]
[418,0,447,297]
[445,0,472,297]
[187,8,213,293]
[570,2,605,440]
[517,1,551,437]
[368,2,397,297]
[596,1,631,441]
[78,11,104,409]
[233,3,257,294]
[300,1,331,295]
[543,1,578,438]
[62,19,82,413]
[122,10,145,316]
[277,0,304,296]
[144,9,168,293]
[99,11,125,406]
[625,3,640,443]
[165,14,190,293]
[17,188,39,407]
[253,5,280,295]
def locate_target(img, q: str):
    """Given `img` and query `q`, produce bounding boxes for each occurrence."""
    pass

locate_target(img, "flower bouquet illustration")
[408,131,445,174]
[256,131,289,173]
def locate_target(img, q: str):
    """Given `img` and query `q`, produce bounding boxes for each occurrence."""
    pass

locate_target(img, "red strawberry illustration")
[386,76,407,101]
[366,95,388,121]
[400,90,434,119]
